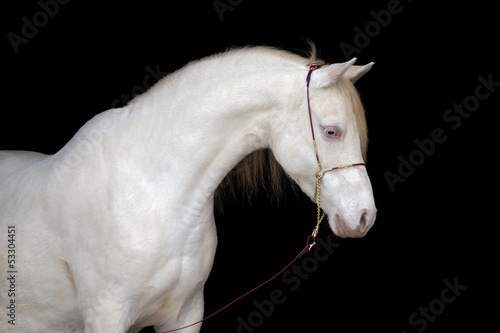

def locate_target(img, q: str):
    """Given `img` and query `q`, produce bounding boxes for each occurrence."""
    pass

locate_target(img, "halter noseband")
[305,64,366,242]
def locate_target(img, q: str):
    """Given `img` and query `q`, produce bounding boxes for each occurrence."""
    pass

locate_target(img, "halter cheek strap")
[305,64,365,240]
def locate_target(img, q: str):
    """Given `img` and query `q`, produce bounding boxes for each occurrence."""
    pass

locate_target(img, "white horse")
[0,46,376,333]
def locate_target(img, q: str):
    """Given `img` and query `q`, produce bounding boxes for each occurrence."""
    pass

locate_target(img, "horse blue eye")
[324,128,336,137]
[323,126,341,138]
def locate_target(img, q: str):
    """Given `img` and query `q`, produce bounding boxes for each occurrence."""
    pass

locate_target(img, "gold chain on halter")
[311,143,325,242]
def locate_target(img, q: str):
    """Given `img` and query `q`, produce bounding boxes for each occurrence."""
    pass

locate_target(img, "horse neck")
[55,65,300,216]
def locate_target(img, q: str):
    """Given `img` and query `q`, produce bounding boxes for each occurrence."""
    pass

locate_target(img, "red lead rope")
[162,236,317,333]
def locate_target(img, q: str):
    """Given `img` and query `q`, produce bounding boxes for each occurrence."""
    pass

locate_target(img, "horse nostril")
[359,212,369,233]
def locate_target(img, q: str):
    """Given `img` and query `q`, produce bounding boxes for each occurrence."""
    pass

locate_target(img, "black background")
[2,1,497,332]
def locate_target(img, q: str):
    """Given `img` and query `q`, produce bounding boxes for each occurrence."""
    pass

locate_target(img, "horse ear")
[344,62,374,83]
[309,58,357,88]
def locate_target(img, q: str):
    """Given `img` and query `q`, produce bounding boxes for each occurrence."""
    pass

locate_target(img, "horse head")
[270,59,376,238]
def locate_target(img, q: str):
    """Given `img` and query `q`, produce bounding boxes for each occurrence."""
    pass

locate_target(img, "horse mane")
[214,148,292,210]
[208,44,368,211]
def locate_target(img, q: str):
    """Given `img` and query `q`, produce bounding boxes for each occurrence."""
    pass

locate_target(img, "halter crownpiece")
[305,64,366,242]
